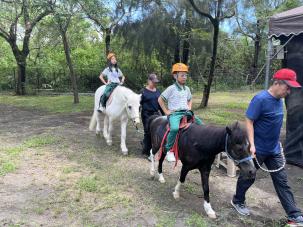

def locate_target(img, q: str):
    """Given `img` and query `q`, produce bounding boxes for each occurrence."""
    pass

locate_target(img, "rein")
[224,134,253,165]
[254,142,286,173]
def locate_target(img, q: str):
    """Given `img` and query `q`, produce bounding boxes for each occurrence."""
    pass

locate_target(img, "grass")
[0,161,16,175]
[0,91,288,225]
[77,176,98,192]
[0,94,93,113]
[193,91,256,125]
[0,91,286,126]
[0,91,254,124]
[0,134,58,176]
[155,214,176,227]
[0,145,23,176]
[185,212,208,227]
[23,134,58,148]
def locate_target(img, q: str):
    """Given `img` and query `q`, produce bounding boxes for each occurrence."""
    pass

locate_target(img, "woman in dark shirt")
[140,74,163,156]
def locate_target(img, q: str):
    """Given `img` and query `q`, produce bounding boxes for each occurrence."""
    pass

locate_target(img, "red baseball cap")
[273,68,301,88]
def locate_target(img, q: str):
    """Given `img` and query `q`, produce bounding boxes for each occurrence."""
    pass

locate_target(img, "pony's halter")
[224,134,253,165]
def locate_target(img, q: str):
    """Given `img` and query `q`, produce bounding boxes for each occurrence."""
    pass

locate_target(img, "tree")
[53,0,80,103]
[234,0,302,85]
[189,0,235,108]
[0,0,54,95]
[80,0,134,54]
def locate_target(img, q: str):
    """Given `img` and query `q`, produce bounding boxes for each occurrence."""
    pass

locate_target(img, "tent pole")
[264,38,273,89]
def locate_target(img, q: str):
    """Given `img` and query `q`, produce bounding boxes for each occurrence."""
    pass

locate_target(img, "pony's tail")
[89,111,97,131]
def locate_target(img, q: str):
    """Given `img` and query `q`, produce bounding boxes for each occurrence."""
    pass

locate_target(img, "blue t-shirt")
[246,90,283,155]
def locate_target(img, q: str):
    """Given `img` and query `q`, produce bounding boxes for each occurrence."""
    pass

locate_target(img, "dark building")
[269,6,303,167]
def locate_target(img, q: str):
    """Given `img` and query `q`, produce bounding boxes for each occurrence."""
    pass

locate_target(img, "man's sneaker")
[166,151,176,162]
[287,215,303,226]
[231,200,250,216]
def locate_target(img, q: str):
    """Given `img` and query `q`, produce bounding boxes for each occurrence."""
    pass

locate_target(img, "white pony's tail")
[89,111,97,131]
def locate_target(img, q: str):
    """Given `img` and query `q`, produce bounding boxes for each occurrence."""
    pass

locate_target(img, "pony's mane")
[118,86,138,96]
[230,121,247,143]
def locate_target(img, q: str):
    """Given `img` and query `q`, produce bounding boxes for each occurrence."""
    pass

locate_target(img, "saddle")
[100,84,119,108]
[159,113,195,167]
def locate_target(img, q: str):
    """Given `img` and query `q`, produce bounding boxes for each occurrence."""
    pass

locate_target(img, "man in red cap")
[231,68,303,226]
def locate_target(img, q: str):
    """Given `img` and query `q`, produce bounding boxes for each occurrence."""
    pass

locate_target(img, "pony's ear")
[226,126,232,135]
[235,121,239,128]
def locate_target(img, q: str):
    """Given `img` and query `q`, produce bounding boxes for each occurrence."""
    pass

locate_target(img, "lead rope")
[254,142,286,173]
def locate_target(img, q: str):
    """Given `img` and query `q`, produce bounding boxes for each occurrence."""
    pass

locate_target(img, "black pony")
[147,115,256,218]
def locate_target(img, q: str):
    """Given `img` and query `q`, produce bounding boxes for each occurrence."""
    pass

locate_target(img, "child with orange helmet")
[158,63,202,162]
[98,52,125,112]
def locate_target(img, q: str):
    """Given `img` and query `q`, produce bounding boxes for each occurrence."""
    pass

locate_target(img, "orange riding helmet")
[107,52,116,60]
[171,63,189,74]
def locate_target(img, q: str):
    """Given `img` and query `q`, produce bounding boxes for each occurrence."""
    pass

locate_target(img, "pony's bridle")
[224,134,253,166]
[124,102,144,134]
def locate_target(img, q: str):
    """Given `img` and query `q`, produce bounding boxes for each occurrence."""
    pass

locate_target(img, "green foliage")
[274,0,302,13]
[0,0,299,94]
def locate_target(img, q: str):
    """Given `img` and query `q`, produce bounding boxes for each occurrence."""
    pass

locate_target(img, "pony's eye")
[128,106,132,110]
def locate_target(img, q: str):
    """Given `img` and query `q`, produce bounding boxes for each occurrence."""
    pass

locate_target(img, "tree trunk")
[11,43,27,95]
[13,51,27,95]
[248,20,261,85]
[61,30,79,104]
[105,28,111,55]
[182,8,192,65]
[200,21,219,108]
[174,37,181,63]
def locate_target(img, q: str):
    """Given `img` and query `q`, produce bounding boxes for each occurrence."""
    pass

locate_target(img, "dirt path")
[0,104,302,226]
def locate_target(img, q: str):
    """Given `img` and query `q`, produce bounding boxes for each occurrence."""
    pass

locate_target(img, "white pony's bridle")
[124,100,144,134]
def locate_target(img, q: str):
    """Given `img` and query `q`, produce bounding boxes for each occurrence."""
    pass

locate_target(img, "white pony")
[89,85,141,155]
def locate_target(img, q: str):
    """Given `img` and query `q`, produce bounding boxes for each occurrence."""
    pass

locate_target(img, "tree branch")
[30,9,52,31]
[235,16,254,40]
[221,11,235,20]
[79,2,105,30]
[188,0,214,23]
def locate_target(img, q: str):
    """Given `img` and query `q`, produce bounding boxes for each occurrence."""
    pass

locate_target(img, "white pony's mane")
[117,86,139,98]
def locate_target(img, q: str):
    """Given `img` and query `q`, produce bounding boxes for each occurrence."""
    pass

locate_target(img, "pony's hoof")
[158,174,165,183]
[159,178,165,183]
[207,212,216,219]
[106,140,112,146]
[204,201,216,219]
[122,150,128,156]
[150,169,155,177]
[173,191,180,200]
